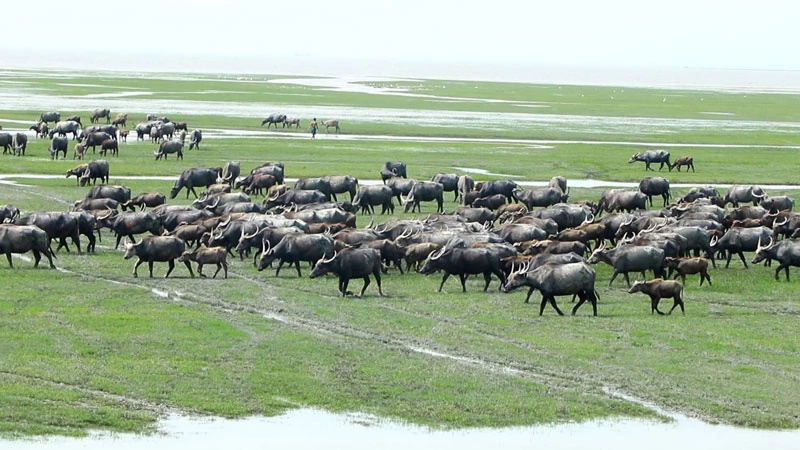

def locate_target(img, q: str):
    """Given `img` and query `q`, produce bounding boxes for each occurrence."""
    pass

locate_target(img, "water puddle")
[2,407,799,450]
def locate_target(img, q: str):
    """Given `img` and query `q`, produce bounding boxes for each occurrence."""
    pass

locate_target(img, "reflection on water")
[1,407,799,450]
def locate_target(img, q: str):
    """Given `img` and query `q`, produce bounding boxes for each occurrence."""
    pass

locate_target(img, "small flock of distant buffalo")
[2,146,799,316]
[260,113,340,133]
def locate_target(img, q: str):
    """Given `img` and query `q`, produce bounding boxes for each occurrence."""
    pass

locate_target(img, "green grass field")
[1,69,799,437]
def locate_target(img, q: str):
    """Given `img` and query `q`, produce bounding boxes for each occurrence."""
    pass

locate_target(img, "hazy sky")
[3,0,798,71]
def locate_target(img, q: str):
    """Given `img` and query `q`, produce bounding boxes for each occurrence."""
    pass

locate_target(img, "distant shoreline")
[4,50,800,92]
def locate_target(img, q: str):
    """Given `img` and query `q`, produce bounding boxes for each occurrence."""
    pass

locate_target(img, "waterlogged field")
[0,69,800,438]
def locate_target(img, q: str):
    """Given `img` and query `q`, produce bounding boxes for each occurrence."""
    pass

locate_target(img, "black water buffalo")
[760,195,794,213]
[515,187,568,209]
[170,168,219,199]
[353,185,395,215]
[50,136,69,160]
[295,177,333,201]
[478,180,519,203]
[85,185,132,205]
[471,194,507,211]
[0,133,12,154]
[380,161,407,183]
[322,175,359,202]
[14,212,82,254]
[40,112,61,124]
[0,205,20,223]
[258,233,335,277]
[79,160,110,187]
[752,236,800,281]
[309,248,384,297]
[81,131,113,153]
[12,133,27,156]
[628,149,670,171]
[189,129,202,150]
[385,176,417,204]
[587,243,666,287]
[110,211,165,249]
[0,224,56,269]
[404,182,444,213]
[249,162,285,185]
[431,173,459,201]
[154,135,186,160]
[418,240,506,292]
[123,235,194,278]
[220,161,241,186]
[710,226,773,268]
[638,177,671,207]
[264,189,329,210]
[502,261,599,316]
[261,113,286,128]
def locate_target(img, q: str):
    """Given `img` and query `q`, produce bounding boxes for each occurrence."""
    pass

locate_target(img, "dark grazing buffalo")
[261,113,286,128]
[710,226,772,268]
[628,279,685,315]
[478,180,519,203]
[322,175,359,202]
[587,243,666,287]
[351,185,395,215]
[309,248,384,297]
[380,161,407,183]
[515,187,568,209]
[669,156,695,172]
[404,182,444,213]
[0,133,12,154]
[502,261,599,316]
[40,111,61,124]
[50,136,69,160]
[752,236,800,281]
[154,134,186,160]
[0,224,56,269]
[12,133,27,156]
[249,163,285,185]
[431,173,459,201]
[385,176,417,204]
[760,195,795,213]
[81,131,113,154]
[418,240,506,292]
[264,189,329,210]
[295,177,333,201]
[241,173,277,197]
[14,212,82,254]
[1,205,21,223]
[628,149,670,171]
[91,108,111,124]
[125,192,166,211]
[110,211,164,249]
[471,194,507,211]
[85,184,131,204]
[638,177,671,207]
[123,235,194,278]
[170,168,219,199]
[79,160,110,187]
[219,161,241,186]
[258,233,335,277]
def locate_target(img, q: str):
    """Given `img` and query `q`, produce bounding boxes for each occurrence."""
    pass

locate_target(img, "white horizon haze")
[2,0,798,72]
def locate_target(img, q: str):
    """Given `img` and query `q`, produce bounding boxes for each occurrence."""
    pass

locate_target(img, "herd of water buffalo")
[5,110,203,161]
[2,145,800,316]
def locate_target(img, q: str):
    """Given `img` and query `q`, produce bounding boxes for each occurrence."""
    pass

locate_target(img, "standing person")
[309,118,318,139]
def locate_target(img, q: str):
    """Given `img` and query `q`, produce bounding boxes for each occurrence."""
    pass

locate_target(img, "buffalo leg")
[198,263,206,277]
[359,276,370,297]
[524,286,535,303]
[650,296,665,315]
[437,273,451,292]
[274,260,285,277]
[293,261,302,277]
[702,271,712,286]
[340,277,351,297]
[623,272,632,287]
[164,260,176,278]
[459,273,468,292]
[373,269,384,296]
[539,296,548,316]
[736,251,748,268]
[149,261,156,278]
[608,270,621,287]
[549,297,565,316]
[482,272,492,292]
[725,250,733,268]
[132,259,144,277]
[572,294,587,315]
[668,295,685,315]
[32,250,41,268]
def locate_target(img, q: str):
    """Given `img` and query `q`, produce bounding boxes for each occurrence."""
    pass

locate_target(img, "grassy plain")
[0,69,799,437]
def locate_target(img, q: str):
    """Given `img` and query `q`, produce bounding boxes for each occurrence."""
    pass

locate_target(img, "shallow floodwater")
[2,407,799,450]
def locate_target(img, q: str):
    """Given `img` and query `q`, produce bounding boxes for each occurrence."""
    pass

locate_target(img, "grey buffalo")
[261,113,286,128]
[123,235,194,278]
[79,160,110,187]
[0,224,56,269]
[189,129,202,150]
[638,177,671,207]
[380,161,407,183]
[91,108,111,124]
[322,175,359,202]
[502,261,599,316]
[587,243,666,287]
[50,136,69,160]
[404,181,444,213]
[0,133,13,154]
[309,248,384,297]
[629,149,671,171]
[170,168,220,199]
[322,119,340,133]
[48,120,82,140]
[723,185,766,208]
[431,173,459,201]
[40,112,61,124]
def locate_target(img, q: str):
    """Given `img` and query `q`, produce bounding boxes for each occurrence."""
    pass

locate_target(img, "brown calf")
[177,245,228,278]
[664,257,712,286]
[628,279,685,315]
[404,242,441,272]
